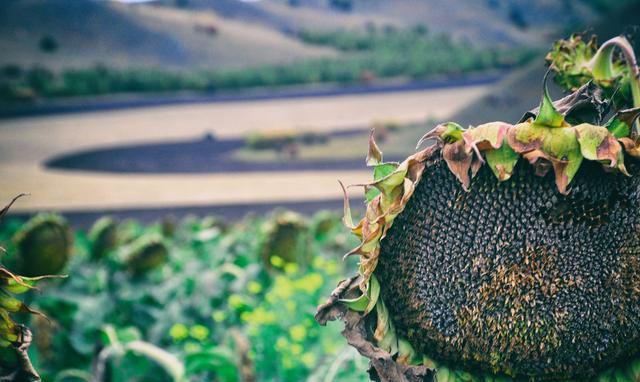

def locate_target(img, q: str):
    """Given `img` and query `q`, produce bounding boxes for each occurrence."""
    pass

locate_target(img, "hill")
[0,0,603,73]
[189,0,596,47]
[0,0,337,71]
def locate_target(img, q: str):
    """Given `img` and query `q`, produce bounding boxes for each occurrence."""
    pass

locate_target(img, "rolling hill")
[0,0,603,73]
[0,0,337,71]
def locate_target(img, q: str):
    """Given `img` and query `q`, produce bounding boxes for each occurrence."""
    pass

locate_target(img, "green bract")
[423,83,640,195]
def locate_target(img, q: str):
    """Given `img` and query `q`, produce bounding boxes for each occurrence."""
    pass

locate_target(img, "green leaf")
[441,122,464,143]
[535,79,565,128]
[118,327,142,344]
[185,348,239,382]
[99,325,121,347]
[375,168,407,197]
[365,186,380,203]
[125,341,186,382]
[485,140,519,181]
[607,118,632,138]
[373,163,398,181]
[590,41,617,82]
[364,274,380,314]
[575,124,609,160]
[366,162,400,202]
[509,121,547,153]
[606,107,640,138]
[339,293,369,312]
[436,367,452,382]
[397,339,417,365]
[542,127,583,193]
[339,274,380,314]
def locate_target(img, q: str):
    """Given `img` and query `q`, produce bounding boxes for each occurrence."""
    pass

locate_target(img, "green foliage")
[246,129,329,152]
[0,211,368,382]
[0,28,535,102]
[297,28,535,80]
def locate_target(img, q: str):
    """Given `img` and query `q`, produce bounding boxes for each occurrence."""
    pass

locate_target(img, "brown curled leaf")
[367,129,383,166]
[522,150,553,177]
[462,121,511,152]
[596,135,622,168]
[0,194,28,222]
[507,121,546,153]
[619,137,640,157]
[442,140,473,190]
[315,279,433,382]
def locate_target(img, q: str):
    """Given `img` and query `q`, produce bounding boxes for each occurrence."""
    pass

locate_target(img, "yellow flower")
[272,276,294,299]
[247,281,263,294]
[284,263,299,275]
[169,323,188,341]
[212,311,226,322]
[228,294,245,309]
[294,273,323,294]
[312,256,325,269]
[325,261,339,275]
[270,255,285,268]
[275,337,288,351]
[189,325,210,341]
[242,307,276,325]
[301,353,317,368]
[290,343,303,355]
[289,325,307,342]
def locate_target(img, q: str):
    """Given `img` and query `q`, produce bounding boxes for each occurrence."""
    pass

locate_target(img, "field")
[3,2,638,381]
[0,209,371,381]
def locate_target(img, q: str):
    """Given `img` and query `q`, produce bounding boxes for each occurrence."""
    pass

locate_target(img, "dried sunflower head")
[318,36,640,382]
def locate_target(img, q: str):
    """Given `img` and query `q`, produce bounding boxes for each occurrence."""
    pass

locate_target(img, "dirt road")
[0,84,489,213]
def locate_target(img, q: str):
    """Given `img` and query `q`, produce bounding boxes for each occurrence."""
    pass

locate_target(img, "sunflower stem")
[589,36,640,131]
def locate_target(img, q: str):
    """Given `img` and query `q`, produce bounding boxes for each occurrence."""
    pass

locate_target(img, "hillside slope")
[0,0,337,71]
[191,0,596,47]
[0,0,601,73]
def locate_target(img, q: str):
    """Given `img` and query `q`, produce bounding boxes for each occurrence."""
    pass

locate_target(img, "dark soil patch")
[45,130,403,174]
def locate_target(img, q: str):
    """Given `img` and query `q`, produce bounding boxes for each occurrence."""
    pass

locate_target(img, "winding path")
[0,84,489,215]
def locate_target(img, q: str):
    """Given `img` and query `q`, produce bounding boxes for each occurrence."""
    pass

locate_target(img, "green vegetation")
[0,210,369,381]
[236,119,428,164]
[296,27,535,77]
[0,27,536,102]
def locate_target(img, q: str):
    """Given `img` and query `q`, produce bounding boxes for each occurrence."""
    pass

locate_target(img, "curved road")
[0,83,490,215]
